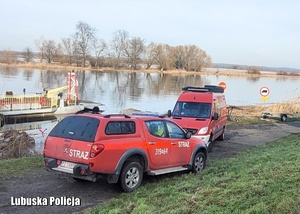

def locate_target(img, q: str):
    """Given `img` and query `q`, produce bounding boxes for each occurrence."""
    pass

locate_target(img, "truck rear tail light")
[57,160,61,165]
[90,144,104,158]
[80,169,86,175]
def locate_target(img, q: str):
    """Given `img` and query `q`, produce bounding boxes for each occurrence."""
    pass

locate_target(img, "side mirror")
[212,112,219,120]
[185,131,192,139]
[167,110,172,117]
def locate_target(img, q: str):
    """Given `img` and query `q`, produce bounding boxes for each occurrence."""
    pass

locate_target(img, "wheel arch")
[107,148,148,184]
[189,144,207,166]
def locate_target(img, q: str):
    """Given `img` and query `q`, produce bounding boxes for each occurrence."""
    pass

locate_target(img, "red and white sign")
[260,86,270,97]
[218,81,227,90]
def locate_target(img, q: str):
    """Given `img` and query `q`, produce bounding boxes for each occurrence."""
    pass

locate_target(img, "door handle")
[148,141,156,145]
[171,142,176,145]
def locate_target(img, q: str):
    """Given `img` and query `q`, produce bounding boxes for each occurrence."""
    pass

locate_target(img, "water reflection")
[1,67,300,153]
[0,68,299,114]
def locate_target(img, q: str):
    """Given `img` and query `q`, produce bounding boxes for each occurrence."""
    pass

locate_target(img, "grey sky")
[1,0,299,68]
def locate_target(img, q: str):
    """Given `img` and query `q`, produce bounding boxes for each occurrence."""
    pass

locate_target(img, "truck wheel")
[119,161,143,193]
[280,114,287,122]
[192,152,206,173]
[207,137,213,153]
[217,128,225,141]
[0,114,4,127]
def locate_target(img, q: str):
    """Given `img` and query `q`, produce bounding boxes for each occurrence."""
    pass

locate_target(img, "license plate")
[60,161,77,169]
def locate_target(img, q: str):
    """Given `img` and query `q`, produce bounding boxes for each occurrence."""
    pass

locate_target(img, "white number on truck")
[155,148,168,155]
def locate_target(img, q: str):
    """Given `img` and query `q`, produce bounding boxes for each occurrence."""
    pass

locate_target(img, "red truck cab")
[168,85,227,152]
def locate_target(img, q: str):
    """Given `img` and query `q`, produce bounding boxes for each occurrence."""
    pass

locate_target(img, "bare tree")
[154,44,175,71]
[174,45,185,70]
[184,45,211,72]
[123,37,145,70]
[61,37,77,65]
[43,40,59,63]
[74,21,96,67]
[35,36,46,63]
[144,42,157,69]
[110,30,129,69]
[22,47,33,62]
[91,38,107,68]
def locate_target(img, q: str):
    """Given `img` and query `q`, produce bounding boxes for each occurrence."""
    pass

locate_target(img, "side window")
[166,121,185,139]
[146,121,166,137]
[214,101,221,116]
[105,121,135,135]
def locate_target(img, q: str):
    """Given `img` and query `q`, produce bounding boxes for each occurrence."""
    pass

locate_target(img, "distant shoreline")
[1,62,300,79]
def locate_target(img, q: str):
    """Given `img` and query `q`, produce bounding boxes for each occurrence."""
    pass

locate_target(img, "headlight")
[198,126,208,134]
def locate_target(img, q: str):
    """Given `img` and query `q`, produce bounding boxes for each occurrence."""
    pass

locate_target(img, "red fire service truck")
[168,85,227,152]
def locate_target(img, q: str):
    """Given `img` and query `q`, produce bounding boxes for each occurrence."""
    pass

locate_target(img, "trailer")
[261,111,299,122]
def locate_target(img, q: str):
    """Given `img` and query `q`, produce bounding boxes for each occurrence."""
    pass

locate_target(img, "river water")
[1,67,299,113]
[1,67,299,152]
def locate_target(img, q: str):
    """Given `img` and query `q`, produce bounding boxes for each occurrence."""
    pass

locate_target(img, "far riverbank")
[1,62,300,79]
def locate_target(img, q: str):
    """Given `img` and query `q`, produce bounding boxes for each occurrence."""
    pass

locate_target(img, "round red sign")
[218,81,227,90]
[260,86,270,97]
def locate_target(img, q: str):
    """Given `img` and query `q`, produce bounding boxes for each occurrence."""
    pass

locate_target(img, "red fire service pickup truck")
[168,85,227,152]
[43,112,207,192]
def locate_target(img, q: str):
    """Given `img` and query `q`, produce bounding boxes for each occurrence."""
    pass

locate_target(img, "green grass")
[0,154,44,178]
[86,134,300,214]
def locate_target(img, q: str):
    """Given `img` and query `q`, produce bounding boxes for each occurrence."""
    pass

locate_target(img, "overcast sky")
[1,0,300,68]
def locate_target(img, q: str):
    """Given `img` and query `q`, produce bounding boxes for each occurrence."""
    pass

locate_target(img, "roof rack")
[103,114,131,118]
[132,112,166,118]
[182,85,224,93]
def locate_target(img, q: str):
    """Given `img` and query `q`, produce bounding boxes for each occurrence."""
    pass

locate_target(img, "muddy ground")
[0,121,300,214]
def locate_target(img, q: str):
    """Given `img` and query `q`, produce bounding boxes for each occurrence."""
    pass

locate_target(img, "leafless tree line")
[0,21,212,72]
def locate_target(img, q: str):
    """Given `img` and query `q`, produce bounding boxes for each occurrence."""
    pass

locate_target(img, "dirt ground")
[0,120,300,214]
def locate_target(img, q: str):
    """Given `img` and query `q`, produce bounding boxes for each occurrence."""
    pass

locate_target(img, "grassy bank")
[0,154,44,179]
[2,62,300,78]
[86,133,300,214]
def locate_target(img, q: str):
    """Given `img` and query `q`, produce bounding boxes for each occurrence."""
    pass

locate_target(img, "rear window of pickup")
[49,116,99,142]
[105,121,136,135]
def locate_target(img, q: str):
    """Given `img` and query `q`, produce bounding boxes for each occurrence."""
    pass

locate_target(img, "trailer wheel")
[280,114,287,122]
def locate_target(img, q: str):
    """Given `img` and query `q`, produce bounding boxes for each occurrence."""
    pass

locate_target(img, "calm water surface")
[1,67,299,153]
[1,67,299,114]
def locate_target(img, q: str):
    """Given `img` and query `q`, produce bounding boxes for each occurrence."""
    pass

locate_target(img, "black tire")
[192,152,206,173]
[280,114,287,122]
[119,162,143,193]
[217,128,225,141]
[0,114,4,127]
[207,137,213,153]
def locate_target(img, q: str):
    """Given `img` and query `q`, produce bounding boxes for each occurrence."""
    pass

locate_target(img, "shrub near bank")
[87,133,300,214]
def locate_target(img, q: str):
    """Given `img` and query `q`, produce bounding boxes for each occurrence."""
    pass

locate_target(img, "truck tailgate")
[44,136,92,165]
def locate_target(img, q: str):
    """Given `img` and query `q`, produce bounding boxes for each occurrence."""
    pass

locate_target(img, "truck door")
[211,100,222,140]
[165,121,191,166]
[145,121,171,169]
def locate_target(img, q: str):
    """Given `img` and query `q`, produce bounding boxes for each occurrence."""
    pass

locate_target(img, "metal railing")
[0,94,58,111]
